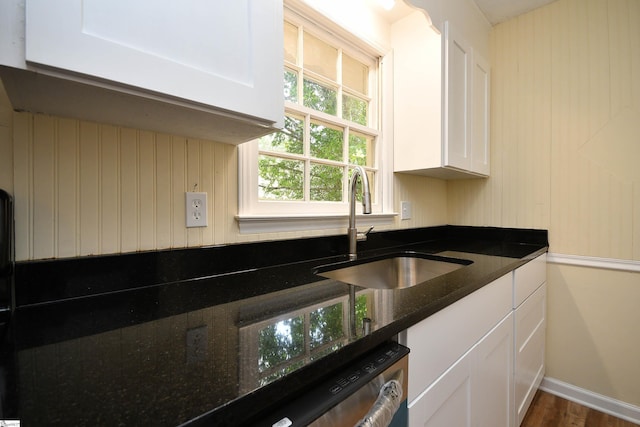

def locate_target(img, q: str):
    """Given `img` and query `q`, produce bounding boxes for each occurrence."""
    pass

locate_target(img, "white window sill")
[236,212,397,234]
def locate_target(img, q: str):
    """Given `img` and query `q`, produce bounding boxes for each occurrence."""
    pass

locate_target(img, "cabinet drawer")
[403,273,512,403]
[514,283,546,425]
[513,253,547,308]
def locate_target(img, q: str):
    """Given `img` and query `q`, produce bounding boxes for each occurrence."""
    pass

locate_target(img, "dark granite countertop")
[0,225,548,426]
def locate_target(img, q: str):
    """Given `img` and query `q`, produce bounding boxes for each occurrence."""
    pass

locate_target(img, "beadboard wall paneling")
[395,173,448,229]
[448,0,640,261]
[11,113,240,260]
[445,0,640,411]
[0,83,12,192]
[9,109,444,259]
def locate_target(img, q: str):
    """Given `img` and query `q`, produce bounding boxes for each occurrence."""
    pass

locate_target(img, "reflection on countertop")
[3,225,548,426]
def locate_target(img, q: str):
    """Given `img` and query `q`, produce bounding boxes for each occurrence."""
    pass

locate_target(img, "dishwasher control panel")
[261,341,409,427]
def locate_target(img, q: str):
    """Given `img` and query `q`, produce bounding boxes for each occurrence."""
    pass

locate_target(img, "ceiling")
[371,0,558,26]
[472,0,557,25]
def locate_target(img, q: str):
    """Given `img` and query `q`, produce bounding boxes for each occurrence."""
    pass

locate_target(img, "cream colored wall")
[0,81,446,260]
[0,82,12,193]
[395,173,448,228]
[547,263,640,406]
[447,0,640,407]
[448,0,640,260]
[9,108,240,260]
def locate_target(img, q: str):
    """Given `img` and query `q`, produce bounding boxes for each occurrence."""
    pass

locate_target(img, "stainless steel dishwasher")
[263,341,409,427]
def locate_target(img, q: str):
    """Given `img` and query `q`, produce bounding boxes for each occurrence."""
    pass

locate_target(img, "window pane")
[343,54,368,94]
[284,69,298,103]
[310,163,343,202]
[284,22,298,64]
[259,155,304,200]
[258,315,304,373]
[310,121,343,161]
[303,31,337,81]
[349,132,374,167]
[259,115,303,155]
[304,79,337,115]
[309,303,344,349]
[343,94,368,125]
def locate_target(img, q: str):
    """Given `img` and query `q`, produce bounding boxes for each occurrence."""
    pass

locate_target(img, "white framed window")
[238,3,395,233]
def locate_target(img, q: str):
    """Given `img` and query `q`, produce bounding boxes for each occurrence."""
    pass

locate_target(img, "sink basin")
[314,252,473,290]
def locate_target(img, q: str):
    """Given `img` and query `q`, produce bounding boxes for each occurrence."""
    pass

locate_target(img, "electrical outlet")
[400,201,412,220]
[186,325,208,364]
[186,192,208,228]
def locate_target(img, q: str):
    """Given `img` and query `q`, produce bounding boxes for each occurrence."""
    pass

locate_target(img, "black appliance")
[0,189,15,420]
[259,341,409,427]
[0,189,12,326]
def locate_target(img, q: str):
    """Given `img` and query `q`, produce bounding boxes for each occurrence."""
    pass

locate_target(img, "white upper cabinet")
[471,53,491,176]
[444,21,491,176]
[0,0,284,144]
[392,0,491,179]
[443,22,473,172]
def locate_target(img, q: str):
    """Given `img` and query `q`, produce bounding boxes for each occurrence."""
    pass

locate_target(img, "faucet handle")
[357,226,374,242]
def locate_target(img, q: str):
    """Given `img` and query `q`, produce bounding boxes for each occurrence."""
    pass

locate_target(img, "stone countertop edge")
[8,225,549,426]
[184,246,549,426]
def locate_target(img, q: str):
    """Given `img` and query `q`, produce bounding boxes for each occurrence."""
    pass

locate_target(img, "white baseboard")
[540,377,640,424]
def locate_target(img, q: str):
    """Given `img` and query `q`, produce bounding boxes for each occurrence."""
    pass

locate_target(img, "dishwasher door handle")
[354,378,403,427]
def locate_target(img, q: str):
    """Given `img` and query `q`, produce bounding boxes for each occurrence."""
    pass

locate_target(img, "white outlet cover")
[400,201,412,220]
[186,192,208,228]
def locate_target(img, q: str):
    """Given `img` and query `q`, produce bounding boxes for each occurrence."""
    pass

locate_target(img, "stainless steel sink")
[313,252,473,290]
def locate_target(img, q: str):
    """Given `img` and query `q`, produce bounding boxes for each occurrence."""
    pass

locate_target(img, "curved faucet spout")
[348,166,372,260]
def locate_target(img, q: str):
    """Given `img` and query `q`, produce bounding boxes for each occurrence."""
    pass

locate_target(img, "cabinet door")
[402,273,512,402]
[25,0,283,125]
[391,10,443,173]
[514,283,546,425]
[408,313,513,427]
[474,313,514,427]
[471,53,490,176]
[408,349,473,427]
[443,21,472,172]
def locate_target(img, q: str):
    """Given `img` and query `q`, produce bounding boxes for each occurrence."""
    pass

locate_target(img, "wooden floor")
[521,390,639,427]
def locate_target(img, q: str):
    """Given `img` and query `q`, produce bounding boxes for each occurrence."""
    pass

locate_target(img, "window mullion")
[297,25,304,103]
[257,151,306,163]
[337,48,343,119]
[304,112,311,202]
[304,312,311,360]
[343,126,350,202]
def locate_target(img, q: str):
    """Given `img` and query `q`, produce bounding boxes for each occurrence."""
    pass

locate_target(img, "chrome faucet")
[348,166,373,260]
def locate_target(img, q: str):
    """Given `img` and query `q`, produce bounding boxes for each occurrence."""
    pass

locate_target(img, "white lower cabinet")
[401,253,547,427]
[474,313,514,427]
[409,344,474,427]
[514,282,546,425]
[400,273,513,426]
[407,312,514,427]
